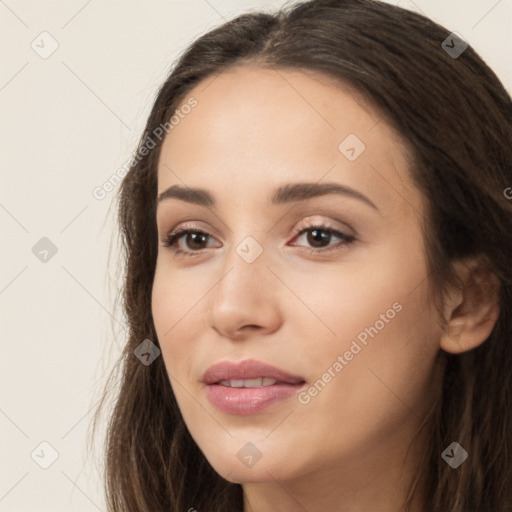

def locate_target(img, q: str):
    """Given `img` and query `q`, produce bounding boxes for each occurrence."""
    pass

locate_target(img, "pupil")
[308,229,330,248]
[188,233,206,249]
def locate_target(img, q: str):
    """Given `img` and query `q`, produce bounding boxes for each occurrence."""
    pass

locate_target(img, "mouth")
[202,358,306,385]
[216,377,291,387]
[202,359,306,415]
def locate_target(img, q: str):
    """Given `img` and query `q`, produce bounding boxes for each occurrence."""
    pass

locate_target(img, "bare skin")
[151,65,500,512]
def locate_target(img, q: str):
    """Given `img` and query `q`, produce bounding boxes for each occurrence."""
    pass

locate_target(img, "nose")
[206,243,282,340]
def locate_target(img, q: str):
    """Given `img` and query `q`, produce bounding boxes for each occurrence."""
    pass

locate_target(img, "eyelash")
[161,222,356,258]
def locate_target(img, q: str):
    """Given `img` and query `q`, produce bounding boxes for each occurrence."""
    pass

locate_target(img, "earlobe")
[439,262,501,355]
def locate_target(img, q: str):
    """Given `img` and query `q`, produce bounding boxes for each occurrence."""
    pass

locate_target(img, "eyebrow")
[157,182,379,211]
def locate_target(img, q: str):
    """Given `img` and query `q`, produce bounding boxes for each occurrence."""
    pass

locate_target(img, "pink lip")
[202,359,305,384]
[202,359,306,415]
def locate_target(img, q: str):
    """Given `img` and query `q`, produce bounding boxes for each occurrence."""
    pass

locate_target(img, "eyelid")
[293,216,355,238]
[162,214,354,240]
[164,221,219,243]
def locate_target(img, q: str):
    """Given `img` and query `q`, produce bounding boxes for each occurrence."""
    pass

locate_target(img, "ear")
[440,258,501,354]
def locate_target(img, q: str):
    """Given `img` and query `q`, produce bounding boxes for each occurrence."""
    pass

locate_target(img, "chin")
[205,449,299,484]
[218,465,281,484]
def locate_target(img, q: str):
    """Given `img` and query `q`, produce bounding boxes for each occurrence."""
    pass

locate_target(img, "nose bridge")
[220,231,269,298]
[220,209,270,277]
[208,224,278,318]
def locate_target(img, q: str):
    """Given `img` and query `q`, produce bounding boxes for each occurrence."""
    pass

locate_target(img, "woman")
[92,0,512,510]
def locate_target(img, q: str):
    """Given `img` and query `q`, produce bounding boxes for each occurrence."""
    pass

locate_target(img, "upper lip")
[202,359,306,385]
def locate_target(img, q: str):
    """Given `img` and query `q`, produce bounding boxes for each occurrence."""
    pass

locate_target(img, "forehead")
[157,65,421,217]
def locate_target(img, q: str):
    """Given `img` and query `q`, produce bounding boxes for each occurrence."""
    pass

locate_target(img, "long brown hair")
[90,1,512,510]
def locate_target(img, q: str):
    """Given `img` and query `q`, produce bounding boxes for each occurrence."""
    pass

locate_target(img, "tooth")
[218,378,278,388]
[243,378,263,387]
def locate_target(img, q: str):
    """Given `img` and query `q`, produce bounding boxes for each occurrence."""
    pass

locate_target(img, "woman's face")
[152,65,443,485]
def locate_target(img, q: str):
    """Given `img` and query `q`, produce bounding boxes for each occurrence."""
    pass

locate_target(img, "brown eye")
[162,229,216,256]
[292,224,356,252]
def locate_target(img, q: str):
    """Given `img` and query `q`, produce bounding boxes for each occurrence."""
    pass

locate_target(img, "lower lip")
[206,382,305,415]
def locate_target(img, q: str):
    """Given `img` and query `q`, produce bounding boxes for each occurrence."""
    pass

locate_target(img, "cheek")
[296,261,442,441]
[151,267,200,377]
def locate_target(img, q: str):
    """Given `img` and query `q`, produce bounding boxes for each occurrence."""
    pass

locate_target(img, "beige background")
[1,0,511,510]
